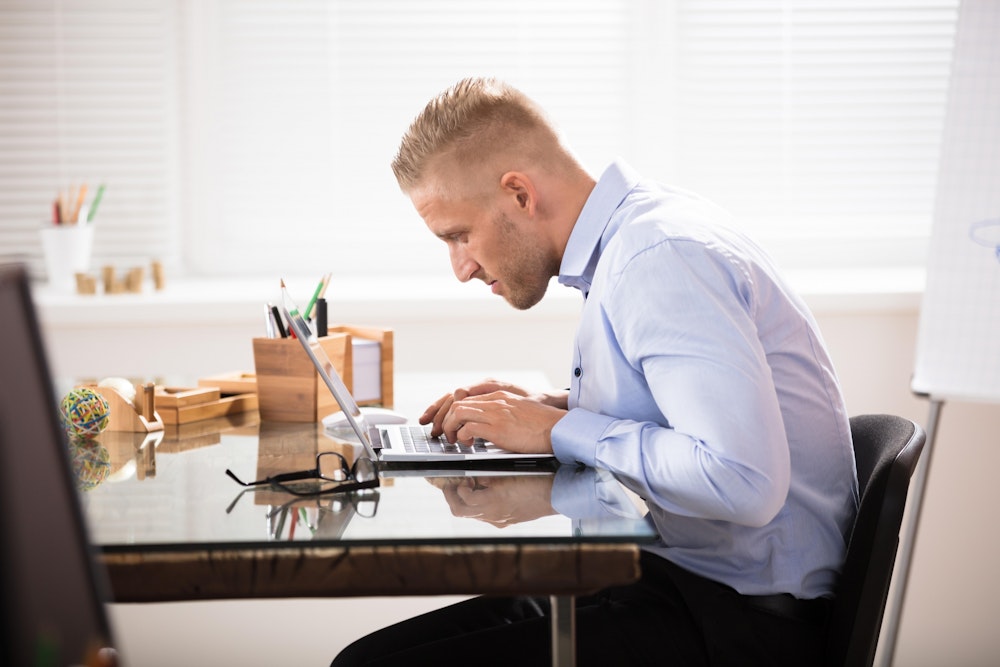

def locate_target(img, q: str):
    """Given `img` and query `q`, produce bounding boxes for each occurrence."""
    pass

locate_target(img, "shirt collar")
[558,159,641,295]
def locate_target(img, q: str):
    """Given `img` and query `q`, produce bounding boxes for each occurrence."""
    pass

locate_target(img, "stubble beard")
[494,212,560,311]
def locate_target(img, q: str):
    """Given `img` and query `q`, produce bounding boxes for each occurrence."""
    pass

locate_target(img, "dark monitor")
[0,264,119,666]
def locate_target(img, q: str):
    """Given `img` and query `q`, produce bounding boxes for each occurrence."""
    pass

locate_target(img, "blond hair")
[391,77,566,194]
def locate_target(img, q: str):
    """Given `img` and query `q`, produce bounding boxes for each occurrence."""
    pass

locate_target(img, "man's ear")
[499,171,537,215]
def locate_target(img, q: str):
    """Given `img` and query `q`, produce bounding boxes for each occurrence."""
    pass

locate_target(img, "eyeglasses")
[225,484,380,540]
[267,489,380,539]
[225,451,379,497]
[267,489,380,524]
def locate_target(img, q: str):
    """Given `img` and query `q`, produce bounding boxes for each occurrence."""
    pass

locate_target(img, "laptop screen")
[280,283,379,458]
[0,264,118,666]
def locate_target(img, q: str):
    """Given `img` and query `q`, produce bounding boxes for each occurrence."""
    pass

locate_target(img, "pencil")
[59,189,70,224]
[86,184,106,223]
[280,278,299,339]
[71,184,88,223]
[304,272,330,322]
[317,272,331,301]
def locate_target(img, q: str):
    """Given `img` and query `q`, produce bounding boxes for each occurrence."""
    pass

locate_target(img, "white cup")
[40,224,95,292]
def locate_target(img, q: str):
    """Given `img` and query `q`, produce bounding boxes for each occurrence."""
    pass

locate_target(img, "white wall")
[34,280,1000,666]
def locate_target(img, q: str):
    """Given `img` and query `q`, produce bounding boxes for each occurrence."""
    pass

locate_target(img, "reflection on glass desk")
[74,417,657,605]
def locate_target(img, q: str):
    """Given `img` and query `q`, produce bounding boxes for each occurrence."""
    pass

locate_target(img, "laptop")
[0,264,120,666]
[280,285,555,469]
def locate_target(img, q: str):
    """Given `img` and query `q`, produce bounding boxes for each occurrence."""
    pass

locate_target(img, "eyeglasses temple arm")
[268,468,322,484]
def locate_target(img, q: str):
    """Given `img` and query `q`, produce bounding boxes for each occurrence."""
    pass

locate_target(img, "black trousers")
[332,552,830,666]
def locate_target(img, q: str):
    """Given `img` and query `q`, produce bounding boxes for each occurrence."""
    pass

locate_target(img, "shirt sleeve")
[552,238,791,527]
[549,464,641,519]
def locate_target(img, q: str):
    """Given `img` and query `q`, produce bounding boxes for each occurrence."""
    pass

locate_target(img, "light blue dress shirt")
[550,160,858,598]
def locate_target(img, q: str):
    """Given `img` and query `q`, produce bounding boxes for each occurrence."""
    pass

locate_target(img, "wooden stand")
[89,382,164,433]
[252,326,393,423]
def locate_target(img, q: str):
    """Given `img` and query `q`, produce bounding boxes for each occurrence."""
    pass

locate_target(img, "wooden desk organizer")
[89,382,164,433]
[252,325,393,423]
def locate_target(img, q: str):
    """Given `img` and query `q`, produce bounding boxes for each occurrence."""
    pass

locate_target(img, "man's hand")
[427,475,556,528]
[420,379,568,452]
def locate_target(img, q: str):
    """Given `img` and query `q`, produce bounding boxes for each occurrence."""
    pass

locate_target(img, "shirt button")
[574,367,582,377]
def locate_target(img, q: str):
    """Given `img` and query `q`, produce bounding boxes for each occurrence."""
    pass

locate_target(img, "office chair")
[825,414,926,667]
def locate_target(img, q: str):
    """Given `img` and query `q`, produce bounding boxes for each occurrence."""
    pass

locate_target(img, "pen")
[316,298,328,337]
[269,303,288,338]
[86,184,106,223]
[265,304,276,338]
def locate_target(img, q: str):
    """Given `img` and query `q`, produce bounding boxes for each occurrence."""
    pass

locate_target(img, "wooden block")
[151,260,165,290]
[75,272,97,294]
[154,386,220,408]
[198,372,258,396]
[157,393,259,425]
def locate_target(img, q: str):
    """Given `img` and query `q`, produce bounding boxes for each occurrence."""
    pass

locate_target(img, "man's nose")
[450,246,478,283]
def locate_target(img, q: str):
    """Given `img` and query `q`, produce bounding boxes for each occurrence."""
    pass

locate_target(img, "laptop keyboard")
[399,426,489,455]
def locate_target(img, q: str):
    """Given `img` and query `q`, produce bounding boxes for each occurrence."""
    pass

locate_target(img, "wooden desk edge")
[101,543,642,603]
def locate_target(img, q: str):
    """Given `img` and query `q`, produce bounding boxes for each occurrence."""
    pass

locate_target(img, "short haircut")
[391,77,563,194]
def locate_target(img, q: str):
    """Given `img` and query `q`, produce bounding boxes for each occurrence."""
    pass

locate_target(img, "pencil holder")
[252,421,328,505]
[40,224,94,292]
[252,333,352,423]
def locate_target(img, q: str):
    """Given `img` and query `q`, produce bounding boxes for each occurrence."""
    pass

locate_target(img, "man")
[333,77,857,665]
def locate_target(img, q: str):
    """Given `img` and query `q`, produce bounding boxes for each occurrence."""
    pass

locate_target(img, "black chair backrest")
[826,414,925,667]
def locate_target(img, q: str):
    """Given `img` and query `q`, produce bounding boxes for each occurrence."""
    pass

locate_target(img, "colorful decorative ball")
[59,386,111,437]
[67,437,111,491]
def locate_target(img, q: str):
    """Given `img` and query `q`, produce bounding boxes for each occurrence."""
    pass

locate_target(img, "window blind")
[670,0,960,269]
[183,0,635,277]
[0,1,961,283]
[0,0,178,281]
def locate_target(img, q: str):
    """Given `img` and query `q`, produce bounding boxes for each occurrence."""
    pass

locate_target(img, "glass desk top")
[74,417,657,554]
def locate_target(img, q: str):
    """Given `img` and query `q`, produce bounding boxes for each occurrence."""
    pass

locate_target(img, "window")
[0,0,960,283]
[0,0,178,278]
[669,0,959,270]
[181,0,637,278]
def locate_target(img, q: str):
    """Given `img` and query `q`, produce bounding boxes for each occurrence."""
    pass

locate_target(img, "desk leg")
[550,594,576,667]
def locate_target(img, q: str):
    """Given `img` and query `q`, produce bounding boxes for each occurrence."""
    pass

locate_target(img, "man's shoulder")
[610,191,736,259]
